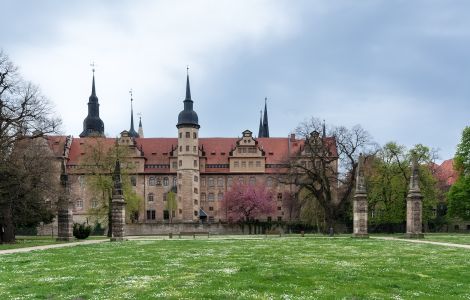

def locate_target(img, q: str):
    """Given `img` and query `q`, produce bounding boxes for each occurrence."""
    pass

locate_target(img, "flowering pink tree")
[222,183,274,225]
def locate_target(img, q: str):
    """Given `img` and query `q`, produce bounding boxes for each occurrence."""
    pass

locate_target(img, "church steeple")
[80,65,105,137]
[262,97,269,138]
[128,89,139,138]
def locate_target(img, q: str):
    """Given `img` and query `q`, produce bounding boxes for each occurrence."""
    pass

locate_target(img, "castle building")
[46,70,337,227]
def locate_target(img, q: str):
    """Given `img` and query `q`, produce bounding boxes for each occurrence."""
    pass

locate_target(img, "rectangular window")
[148,193,154,202]
[209,206,214,211]
[163,193,167,201]
[193,132,197,139]
[217,177,224,187]
[146,210,156,220]
[163,177,169,186]
[201,193,206,201]
[186,145,190,152]
[193,146,197,153]
[149,176,156,186]
[131,176,137,186]
[241,161,246,168]
[201,178,206,186]
[186,132,190,138]
[277,206,282,211]
[234,161,239,168]
[179,132,182,138]
[208,193,214,201]
[76,199,83,209]
[172,161,177,169]
[248,161,254,168]
[249,177,256,185]
[179,160,182,167]
[218,192,224,201]
[277,193,282,201]
[156,177,161,186]
[194,160,198,167]
[227,177,233,187]
[256,161,261,167]
[208,177,214,187]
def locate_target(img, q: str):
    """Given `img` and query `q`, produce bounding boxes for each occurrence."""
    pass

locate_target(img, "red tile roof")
[45,135,68,157]
[64,136,337,174]
[434,159,458,186]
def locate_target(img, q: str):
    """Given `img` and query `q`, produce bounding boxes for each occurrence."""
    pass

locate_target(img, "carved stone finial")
[113,160,123,196]
[355,154,366,195]
[409,157,420,193]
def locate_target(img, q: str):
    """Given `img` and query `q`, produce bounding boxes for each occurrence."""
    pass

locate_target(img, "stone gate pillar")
[353,154,369,238]
[405,158,424,238]
[111,160,126,241]
[57,160,73,241]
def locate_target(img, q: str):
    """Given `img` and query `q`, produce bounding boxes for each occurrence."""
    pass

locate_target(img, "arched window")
[208,177,214,187]
[91,198,98,208]
[163,177,169,186]
[217,177,224,187]
[149,176,156,186]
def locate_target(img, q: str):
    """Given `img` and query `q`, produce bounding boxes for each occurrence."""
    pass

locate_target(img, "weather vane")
[90,61,96,73]
[129,89,133,101]
[186,65,189,75]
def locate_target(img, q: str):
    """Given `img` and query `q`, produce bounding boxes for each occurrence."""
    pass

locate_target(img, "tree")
[80,139,141,236]
[0,51,61,243]
[221,182,274,234]
[286,118,374,232]
[367,142,440,232]
[448,126,470,221]
[165,190,177,223]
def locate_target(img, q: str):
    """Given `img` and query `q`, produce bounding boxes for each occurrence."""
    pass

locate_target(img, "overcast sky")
[2,0,469,161]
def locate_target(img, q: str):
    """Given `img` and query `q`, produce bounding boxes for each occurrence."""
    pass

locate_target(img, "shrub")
[73,223,92,239]
[91,222,105,236]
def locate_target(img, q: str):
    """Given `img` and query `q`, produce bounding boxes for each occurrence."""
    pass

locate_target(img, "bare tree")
[285,118,375,232]
[0,50,61,243]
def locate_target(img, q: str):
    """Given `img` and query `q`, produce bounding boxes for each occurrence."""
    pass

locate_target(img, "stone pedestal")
[57,161,74,241]
[405,194,424,238]
[111,195,126,241]
[353,193,369,238]
[56,207,73,241]
[405,158,424,239]
[352,154,369,238]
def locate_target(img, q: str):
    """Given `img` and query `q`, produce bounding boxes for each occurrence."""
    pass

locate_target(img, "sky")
[1,0,469,162]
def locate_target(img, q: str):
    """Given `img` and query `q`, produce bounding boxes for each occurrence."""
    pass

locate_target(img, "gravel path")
[372,236,470,249]
[0,239,109,255]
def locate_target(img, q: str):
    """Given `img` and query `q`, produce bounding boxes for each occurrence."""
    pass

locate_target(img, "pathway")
[372,236,470,249]
[0,239,108,255]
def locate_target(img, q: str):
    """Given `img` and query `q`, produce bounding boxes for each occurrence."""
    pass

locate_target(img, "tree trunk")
[0,205,15,243]
[107,197,112,237]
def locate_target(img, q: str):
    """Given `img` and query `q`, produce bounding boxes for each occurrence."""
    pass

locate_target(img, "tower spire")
[322,120,326,138]
[185,65,191,100]
[79,63,105,137]
[258,110,264,138]
[128,89,139,138]
[138,114,144,138]
[263,97,269,138]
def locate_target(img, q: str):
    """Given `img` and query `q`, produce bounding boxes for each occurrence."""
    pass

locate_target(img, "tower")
[405,157,424,238]
[79,67,105,137]
[176,69,200,222]
[128,89,139,138]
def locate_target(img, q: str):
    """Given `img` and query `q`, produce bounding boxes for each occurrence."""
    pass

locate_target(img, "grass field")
[1,237,470,299]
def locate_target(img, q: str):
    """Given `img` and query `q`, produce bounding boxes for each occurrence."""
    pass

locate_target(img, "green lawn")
[0,236,65,250]
[0,237,470,299]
